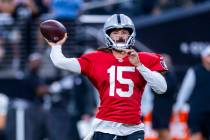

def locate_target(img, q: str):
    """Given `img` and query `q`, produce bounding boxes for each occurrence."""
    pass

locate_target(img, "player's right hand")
[123,49,142,67]
[45,33,68,47]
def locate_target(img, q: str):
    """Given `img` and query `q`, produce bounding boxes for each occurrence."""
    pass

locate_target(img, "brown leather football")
[40,19,67,43]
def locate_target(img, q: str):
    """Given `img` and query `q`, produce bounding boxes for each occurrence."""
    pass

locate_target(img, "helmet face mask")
[104,14,136,50]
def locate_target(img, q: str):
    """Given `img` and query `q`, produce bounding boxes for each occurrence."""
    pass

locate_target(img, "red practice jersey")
[77,50,166,124]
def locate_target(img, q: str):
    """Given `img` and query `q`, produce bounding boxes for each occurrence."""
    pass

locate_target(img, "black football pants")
[92,130,144,140]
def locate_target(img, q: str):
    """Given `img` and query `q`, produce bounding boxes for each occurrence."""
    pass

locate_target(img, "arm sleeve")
[50,45,81,73]
[137,64,167,94]
[175,68,195,110]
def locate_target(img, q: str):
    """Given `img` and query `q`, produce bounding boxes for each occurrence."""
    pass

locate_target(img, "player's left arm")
[136,65,167,94]
[124,49,167,94]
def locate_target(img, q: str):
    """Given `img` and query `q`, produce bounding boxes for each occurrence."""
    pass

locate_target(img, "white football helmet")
[104,14,136,50]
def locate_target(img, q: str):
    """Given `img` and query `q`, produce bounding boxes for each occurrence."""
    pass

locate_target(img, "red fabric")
[139,52,168,72]
[77,51,166,124]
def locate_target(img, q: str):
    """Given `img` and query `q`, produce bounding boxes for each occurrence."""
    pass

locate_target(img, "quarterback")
[45,14,167,140]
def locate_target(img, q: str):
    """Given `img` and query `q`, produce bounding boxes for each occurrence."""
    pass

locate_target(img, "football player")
[45,14,168,140]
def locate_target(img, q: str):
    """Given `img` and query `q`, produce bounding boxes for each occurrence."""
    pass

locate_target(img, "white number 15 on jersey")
[107,66,135,97]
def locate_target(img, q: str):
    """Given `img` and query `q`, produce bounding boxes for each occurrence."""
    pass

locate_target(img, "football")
[39,19,67,43]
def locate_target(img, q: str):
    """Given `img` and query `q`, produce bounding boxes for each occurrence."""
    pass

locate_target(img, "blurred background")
[0,0,210,140]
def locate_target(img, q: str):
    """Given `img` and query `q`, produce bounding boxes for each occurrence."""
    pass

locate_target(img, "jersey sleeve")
[139,52,168,72]
[77,52,96,77]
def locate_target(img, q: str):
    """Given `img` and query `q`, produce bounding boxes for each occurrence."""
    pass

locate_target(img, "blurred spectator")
[0,0,21,70]
[70,74,97,140]
[47,73,74,140]
[5,52,49,140]
[12,0,49,27]
[174,46,210,140]
[47,72,96,140]
[0,93,9,140]
[0,34,6,67]
[0,0,16,13]
[47,0,83,20]
[12,0,49,67]
[43,0,83,56]
[0,0,49,70]
[151,54,177,140]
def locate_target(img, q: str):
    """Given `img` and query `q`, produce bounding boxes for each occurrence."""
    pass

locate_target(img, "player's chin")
[113,48,124,52]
